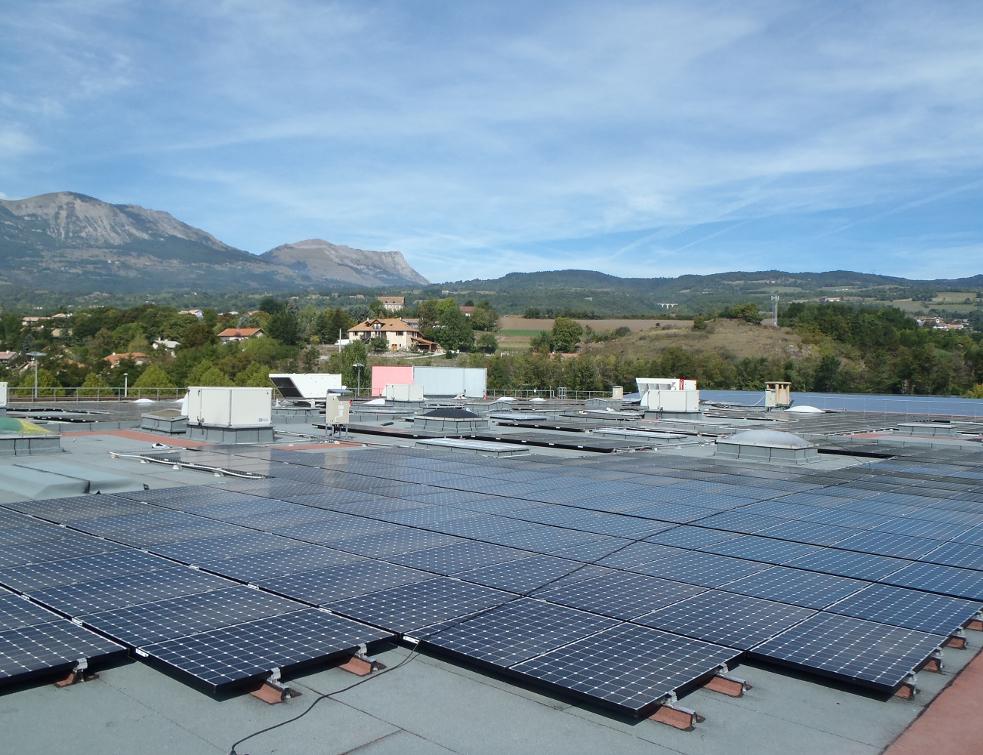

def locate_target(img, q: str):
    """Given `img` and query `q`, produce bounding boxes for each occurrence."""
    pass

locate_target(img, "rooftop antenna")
[770,295,779,327]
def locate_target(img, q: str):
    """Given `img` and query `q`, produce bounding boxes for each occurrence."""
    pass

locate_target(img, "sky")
[2,0,983,283]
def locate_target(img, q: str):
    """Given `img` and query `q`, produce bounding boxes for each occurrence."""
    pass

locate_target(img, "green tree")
[79,372,110,397]
[550,317,584,352]
[370,337,389,353]
[340,340,369,391]
[236,362,270,387]
[301,345,321,370]
[434,305,473,353]
[267,310,301,345]
[476,333,498,353]
[196,366,233,386]
[132,364,176,390]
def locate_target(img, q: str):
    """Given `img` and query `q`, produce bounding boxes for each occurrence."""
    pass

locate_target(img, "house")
[346,318,438,352]
[152,338,181,353]
[180,309,205,320]
[0,351,17,363]
[379,296,404,313]
[459,305,475,317]
[104,352,149,367]
[217,327,264,343]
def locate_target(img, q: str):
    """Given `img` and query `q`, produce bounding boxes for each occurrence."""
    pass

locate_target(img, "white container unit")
[412,367,486,398]
[384,383,424,402]
[270,373,344,400]
[186,387,273,427]
[0,382,7,408]
[325,394,351,424]
[636,377,700,413]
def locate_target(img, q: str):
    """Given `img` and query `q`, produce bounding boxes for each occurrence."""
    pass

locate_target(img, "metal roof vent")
[715,429,818,463]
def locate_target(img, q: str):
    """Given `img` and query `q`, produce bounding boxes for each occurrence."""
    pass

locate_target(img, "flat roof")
[0,399,982,754]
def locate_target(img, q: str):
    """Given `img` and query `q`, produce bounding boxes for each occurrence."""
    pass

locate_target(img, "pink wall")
[371,365,414,396]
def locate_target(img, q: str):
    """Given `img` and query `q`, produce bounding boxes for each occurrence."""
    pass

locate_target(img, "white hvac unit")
[186,387,273,427]
[411,367,486,398]
[384,383,424,402]
[325,394,351,424]
[636,377,700,413]
[270,373,344,400]
[0,382,6,409]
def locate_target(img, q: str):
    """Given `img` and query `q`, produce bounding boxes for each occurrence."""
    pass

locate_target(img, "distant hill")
[440,268,983,315]
[0,192,428,300]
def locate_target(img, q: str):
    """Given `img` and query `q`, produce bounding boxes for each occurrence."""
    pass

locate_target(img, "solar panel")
[197,544,363,584]
[139,608,393,693]
[0,549,171,593]
[0,537,122,569]
[0,524,68,547]
[0,594,63,631]
[826,583,980,636]
[508,622,740,717]
[621,502,717,524]
[645,526,740,549]
[550,537,633,563]
[423,598,618,668]
[30,567,232,616]
[697,511,789,534]
[148,532,295,564]
[388,541,528,575]
[79,586,305,647]
[758,520,861,547]
[635,590,816,649]
[259,559,432,605]
[831,531,944,560]
[881,561,983,601]
[537,571,706,620]
[0,620,127,687]
[637,551,771,588]
[455,554,598,594]
[786,549,908,581]
[921,541,983,571]
[722,566,868,609]
[702,535,824,565]
[328,529,462,559]
[328,577,512,636]
[874,518,970,541]
[597,542,689,571]
[750,612,945,694]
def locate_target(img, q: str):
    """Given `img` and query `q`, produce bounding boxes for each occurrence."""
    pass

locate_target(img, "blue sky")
[2,0,982,283]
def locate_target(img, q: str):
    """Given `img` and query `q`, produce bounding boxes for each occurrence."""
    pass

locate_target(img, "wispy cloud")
[1,1,982,280]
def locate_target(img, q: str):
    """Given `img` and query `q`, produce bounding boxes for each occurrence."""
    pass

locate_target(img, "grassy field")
[584,319,816,362]
[498,316,691,350]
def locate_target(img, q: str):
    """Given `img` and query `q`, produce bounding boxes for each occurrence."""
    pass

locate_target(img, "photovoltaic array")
[0,440,982,716]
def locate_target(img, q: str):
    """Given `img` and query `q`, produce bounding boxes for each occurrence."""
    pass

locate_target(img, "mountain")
[261,239,429,287]
[0,192,428,299]
[441,268,983,316]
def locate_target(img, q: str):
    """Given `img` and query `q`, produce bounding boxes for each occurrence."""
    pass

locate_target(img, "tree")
[79,372,110,397]
[720,303,762,324]
[550,317,583,353]
[236,362,270,387]
[476,333,498,353]
[267,310,301,345]
[370,337,388,353]
[132,364,176,389]
[812,354,841,392]
[301,345,321,370]
[436,306,473,353]
[258,297,286,315]
[196,366,234,386]
[339,340,368,389]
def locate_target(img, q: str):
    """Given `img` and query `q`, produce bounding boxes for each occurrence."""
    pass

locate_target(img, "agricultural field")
[497,316,690,350]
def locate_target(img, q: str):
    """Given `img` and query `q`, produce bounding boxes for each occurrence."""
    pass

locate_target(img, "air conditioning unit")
[186,387,273,427]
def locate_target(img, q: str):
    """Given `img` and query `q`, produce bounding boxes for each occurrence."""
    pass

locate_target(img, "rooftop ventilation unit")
[636,377,700,413]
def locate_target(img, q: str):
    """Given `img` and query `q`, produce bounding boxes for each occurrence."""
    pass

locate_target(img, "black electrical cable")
[228,645,422,755]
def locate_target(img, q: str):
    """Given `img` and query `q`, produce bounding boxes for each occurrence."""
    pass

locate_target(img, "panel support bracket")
[251,668,299,705]
[54,658,96,688]
[649,693,703,731]
[945,629,967,650]
[705,666,751,698]
[922,649,944,673]
[340,644,385,677]
[894,674,917,699]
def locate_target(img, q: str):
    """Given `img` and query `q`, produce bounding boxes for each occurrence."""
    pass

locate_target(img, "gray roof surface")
[0,399,981,754]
